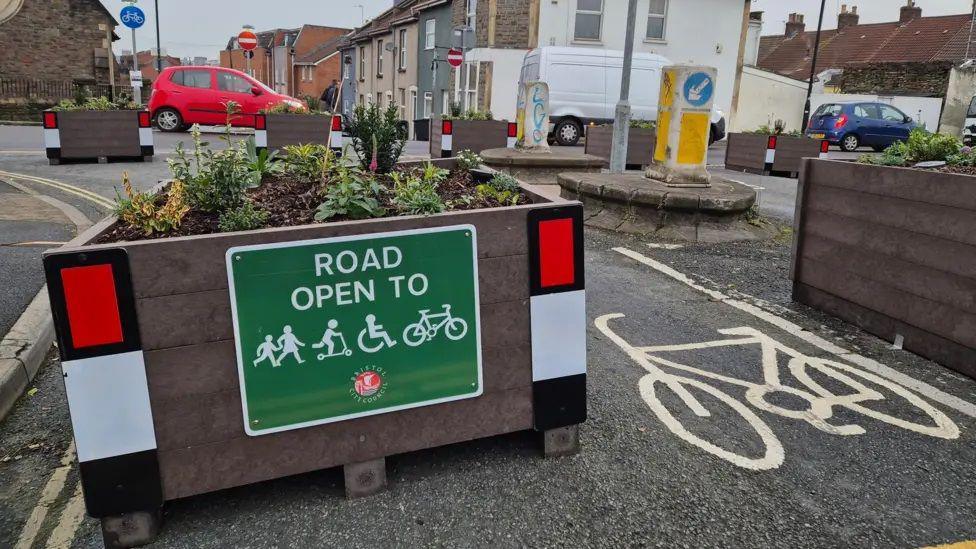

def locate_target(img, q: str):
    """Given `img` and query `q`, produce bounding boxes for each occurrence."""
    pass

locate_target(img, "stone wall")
[839,62,954,97]
[0,0,115,83]
[451,0,531,49]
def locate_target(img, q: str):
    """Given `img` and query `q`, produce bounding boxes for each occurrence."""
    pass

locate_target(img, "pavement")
[4,124,973,547]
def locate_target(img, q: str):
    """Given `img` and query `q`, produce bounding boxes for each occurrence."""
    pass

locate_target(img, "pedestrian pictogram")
[238,29,258,51]
[447,48,463,68]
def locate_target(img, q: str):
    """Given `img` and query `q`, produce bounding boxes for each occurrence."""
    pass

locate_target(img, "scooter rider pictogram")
[312,319,353,360]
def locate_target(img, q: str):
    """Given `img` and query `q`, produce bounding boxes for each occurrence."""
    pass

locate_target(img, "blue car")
[805,102,918,152]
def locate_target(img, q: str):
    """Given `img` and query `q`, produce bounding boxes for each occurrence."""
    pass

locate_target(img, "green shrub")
[488,172,520,193]
[455,150,483,170]
[52,95,139,111]
[304,95,322,112]
[420,161,449,184]
[279,143,332,182]
[391,172,444,216]
[630,119,656,130]
[168,125,251,213]
[475,184,520,206]
[347,103,406,173]
[261,102,310,115]
[314,167,386,221]
[218,201,269,232]
[863,129,962,166]
[114,173,189,235]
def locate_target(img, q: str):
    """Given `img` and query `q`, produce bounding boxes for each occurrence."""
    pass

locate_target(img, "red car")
[149,66,305,132]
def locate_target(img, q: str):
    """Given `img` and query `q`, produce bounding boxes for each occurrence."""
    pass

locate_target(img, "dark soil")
[96,167,528,244]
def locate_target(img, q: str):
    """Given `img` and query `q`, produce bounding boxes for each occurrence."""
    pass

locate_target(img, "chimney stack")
[785,13,805,37]
[838,4,860,30]
[900,0,922,23]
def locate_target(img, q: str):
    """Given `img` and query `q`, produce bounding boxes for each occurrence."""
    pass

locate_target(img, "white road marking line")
[4,241,70,247]
[44,483,86,549]
[14,442,76,549]
[646,243,684,250]
[612,246,976,420]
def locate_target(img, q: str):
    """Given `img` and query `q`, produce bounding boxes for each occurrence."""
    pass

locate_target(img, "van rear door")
[548,52,606,122]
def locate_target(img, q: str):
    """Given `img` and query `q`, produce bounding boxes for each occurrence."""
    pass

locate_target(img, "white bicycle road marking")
[596,315,961,471]
[612,246,976,420]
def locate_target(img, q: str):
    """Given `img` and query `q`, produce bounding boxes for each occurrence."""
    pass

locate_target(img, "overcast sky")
[102,0,394,59]
[103,0,975,59]
[754,0,973,35]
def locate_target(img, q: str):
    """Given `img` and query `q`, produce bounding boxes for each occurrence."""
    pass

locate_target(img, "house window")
[359,47,366,81]
[647,0,667,40]
[386,91,393,108]
[462,61,479,110]
[423,91,432,118]
[425,19,436,50]
[302,66,313,82]
[442,90,449,115]
[574,0,602,41]
[377,40,384,76]
[411,89,418,121]
[466,0,477,30]
[343,60,350,80]
[398,29,408,70]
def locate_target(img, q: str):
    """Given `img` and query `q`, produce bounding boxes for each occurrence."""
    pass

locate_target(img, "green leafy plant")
[168,124,252,213]
[390,172,444,216]
[52,95,139,111]
[260,102,311,115]
[443,108,493,121]
[114,173,190,235]
[218,200,269,232]
[303,95,322,112]
[279,143,332,182]
[314,167,386,221]
[244,137,281,187]
[455,150,483,170]
[745,123,802,137]
[347,103,406,173]
[861,128,962,166]
[420,161,449,184]
[629,119,657,130]
[475,184,520,206]
[488,172,521,193]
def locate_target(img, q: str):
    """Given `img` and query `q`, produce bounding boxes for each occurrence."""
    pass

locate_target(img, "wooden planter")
[584,125,656,168]
[43,161,586,540]
[42,109,153,164]
[725,133,824,177]
[792,159,976,379]
[255,113,341,153]
[429,118,511,158]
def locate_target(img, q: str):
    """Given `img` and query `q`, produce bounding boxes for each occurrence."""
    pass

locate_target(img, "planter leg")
[97,156,108,164]
[142,155,153,163]
[100,508,162,548]
[48,158,60,166]
[344,457,386,499]
[543,425,581,458]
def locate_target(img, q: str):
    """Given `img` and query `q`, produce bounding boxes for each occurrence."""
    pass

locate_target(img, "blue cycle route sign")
[120,5,146,29]
[682,71,714,108]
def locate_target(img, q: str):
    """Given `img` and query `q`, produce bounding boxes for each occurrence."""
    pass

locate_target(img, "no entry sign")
[447,48,463,68]
[226,225,483,435]
[238,29,258,51]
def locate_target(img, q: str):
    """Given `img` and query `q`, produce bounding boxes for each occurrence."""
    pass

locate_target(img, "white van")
[519,46,726,146]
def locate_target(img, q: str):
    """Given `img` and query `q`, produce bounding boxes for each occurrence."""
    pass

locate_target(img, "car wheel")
[154,108,183,132]
[840,134,860,152]
[554,119,582,146]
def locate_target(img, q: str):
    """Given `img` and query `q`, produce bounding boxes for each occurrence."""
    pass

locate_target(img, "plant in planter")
[44,108,587,543]
[43,94,152,164]
[430,107,509,158]
[346,103,406,173]
[858,128,962,168]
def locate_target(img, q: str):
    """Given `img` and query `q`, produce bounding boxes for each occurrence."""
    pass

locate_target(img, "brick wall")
[840,62,954,97]
[451,0,530,48]
[0,0,116,83]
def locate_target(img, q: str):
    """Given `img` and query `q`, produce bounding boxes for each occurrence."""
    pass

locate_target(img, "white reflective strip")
[530,290,586,381]
[62,351,156,463]
[330,130,343,149]
[255,130,267,148]
[44,128,60,149]
[507,136,517,148]
[819,152,828,159]
[764,149,775,164]
[138,127,153,146]
[442,133,452,153]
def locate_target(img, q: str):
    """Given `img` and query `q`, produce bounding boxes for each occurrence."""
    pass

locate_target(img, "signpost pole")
[609,0,639,174]
[131,28,141,105]
[154,0,162,74]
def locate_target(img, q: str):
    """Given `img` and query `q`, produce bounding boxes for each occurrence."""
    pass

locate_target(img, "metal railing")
[0,78,117,103]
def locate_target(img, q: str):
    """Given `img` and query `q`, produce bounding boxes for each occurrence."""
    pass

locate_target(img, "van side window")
[574,0,603,41]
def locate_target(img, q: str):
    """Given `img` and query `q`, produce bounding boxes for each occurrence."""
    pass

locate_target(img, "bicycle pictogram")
[121,11,144,25]
[402,304,468,347]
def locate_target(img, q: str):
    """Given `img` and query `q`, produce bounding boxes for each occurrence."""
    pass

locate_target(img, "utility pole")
[801,0,827,130]
[131,27,140,104]
[609,0,639,173]
[154,0,162,73]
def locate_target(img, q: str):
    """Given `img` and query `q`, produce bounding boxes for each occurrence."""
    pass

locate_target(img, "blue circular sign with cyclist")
[682,71,714,108]
[119,5,146,29]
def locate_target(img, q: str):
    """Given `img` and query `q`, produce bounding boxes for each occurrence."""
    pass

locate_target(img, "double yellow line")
[0,170,115,210]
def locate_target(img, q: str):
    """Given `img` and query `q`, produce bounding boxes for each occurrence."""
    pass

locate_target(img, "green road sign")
[226,225,482,435]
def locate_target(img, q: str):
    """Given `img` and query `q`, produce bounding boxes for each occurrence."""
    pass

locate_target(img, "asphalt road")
[1,227,975,548]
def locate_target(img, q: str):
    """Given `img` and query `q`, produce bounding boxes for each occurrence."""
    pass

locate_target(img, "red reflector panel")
[767,135,777,149]
[61,264,124,349]
[43,112,57,129]
[331,115,342,131]
[820,140,829,153]
[254,115,266,130]
[538,218,575,288]
[442,120,453,134]
[138,111,151,128]
[507,122,517,138]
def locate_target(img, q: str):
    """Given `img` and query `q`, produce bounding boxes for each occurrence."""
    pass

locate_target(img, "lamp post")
[154,0,162,73]
[609,0,639,173]
[801,0,827,130]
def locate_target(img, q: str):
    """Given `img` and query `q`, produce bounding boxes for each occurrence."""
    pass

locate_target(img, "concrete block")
[344,457,387,499]
[100,509,162,548]
[543,424,581,457]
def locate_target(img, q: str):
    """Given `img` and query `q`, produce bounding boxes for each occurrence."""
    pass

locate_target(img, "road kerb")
[0,286,55,422]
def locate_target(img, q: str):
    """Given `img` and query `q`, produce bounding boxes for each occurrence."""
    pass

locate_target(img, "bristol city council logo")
[350,367,387,403]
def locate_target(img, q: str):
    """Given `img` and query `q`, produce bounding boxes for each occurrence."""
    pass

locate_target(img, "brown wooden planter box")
[725,133,823,177]
[584,125,656,168]
[429,118,510,158]
[43,161,586,535]
[792,159,976,379]
[261,113,334,151]
[43,109,153,164]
